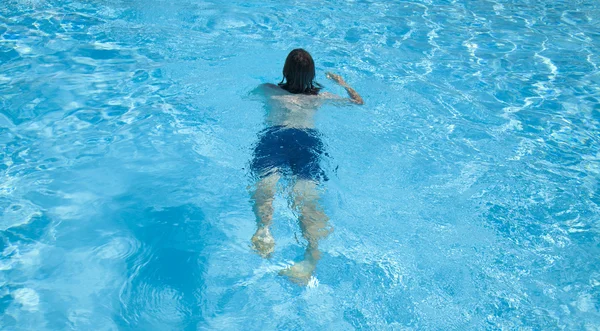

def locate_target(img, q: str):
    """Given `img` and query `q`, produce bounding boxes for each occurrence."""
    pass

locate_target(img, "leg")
[280,179,332,284]
[250,172,280,258]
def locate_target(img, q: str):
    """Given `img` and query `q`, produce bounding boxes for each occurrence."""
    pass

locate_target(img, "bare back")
[255,83,339,129]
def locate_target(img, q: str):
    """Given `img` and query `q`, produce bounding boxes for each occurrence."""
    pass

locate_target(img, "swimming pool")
[1,0,599,328]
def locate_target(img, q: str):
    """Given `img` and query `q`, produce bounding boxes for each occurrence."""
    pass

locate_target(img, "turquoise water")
[1,0,599,329]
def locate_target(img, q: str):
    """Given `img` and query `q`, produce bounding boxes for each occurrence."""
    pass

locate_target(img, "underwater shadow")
[114,200,224,330]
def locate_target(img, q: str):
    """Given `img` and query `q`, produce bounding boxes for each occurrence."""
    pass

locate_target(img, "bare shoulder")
[263,83,279,89]
[250,83,286,98]
[260,83,288,96]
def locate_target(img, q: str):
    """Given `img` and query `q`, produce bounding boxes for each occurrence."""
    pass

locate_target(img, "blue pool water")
[1,0,599,329]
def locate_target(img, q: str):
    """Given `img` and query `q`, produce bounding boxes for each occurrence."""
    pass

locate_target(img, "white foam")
[534,53,558,81]
[0,200,42,231]
[509,139,535,161]
[574,293,595,312]
[464,41,478,56]
[67,309,93,328]
[95,237,139,260]
[586,52,597,70]
[19,247,41,267]
[91,41,120,50]
[427,29,439,49]
[401,28,414,41]
[498,118,523,133]
[12,288,40,311]
[463,40,482,65]
[233,262,287,288]
[15,44,32,54]
[306,276,320,288]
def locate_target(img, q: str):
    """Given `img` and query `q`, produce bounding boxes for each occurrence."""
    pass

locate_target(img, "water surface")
[1,0,599,329]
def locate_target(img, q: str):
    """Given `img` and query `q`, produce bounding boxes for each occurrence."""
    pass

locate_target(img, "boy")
[250,48,363,284]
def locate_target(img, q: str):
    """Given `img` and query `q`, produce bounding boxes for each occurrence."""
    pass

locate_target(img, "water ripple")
[1,0,599,329]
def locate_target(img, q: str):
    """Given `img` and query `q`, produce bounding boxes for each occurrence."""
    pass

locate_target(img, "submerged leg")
[250,172,280,258]
[280,179,332,284]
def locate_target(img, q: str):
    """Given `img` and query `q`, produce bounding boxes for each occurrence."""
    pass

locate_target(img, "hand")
[326,72,364,105]
[326,72,346,85]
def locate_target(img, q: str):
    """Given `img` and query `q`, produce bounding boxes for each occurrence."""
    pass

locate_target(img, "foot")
[279,259,316,285]
[251,227,275,258]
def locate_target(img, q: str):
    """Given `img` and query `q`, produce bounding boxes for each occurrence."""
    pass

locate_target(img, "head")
[279,49,322,95]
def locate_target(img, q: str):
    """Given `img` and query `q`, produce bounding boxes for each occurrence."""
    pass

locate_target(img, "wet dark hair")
[278,48,322,95]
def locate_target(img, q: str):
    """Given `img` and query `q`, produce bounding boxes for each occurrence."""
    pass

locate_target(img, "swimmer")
[249,48,363,285]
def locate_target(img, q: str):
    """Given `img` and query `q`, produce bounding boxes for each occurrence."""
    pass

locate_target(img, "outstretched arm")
[325,72,364,105]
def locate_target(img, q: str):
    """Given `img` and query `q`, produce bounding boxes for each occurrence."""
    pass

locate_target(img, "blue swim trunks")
[251,126,327,181]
